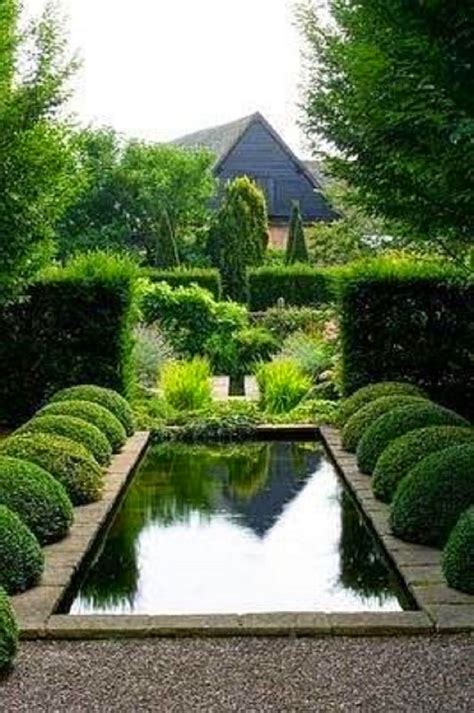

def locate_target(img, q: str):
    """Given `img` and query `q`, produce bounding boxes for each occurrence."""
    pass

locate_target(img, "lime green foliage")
[342,396,427,452]
[0,456,73,544]
[265,399,338,425]
[20,415,112,466]
[338,381,426,427]
[373,426,474,503]
[207,176,268,301]
[144,268,221,299]
[0,587,18,672]
[286,203,309,264]
[390,445,474,547]
[0,434,104,506]
[50,384,135,437]
[256,360,312,415]
[39,401,126,452]
[357,402,468,474]
[442,509,474,594]
[248,264,334,310]
[0,506,44,594]
[161,358,212,411]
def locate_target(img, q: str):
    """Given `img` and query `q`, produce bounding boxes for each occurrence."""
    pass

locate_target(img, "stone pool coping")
[8,427,473,639]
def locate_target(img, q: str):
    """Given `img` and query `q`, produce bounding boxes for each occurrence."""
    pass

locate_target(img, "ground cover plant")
[38,401,126,452]
[0,587,17,673]
[442,509,474,595]
[0,506,44,594]
[50,385,136,436]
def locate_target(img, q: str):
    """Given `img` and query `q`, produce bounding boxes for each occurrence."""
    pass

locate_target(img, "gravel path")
[0,635,473,712]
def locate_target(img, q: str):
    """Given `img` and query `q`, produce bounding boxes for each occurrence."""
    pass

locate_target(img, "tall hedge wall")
[143,268,221,299]
[0,255,137,426]
[339,260,474,417]
[248,265,336,311]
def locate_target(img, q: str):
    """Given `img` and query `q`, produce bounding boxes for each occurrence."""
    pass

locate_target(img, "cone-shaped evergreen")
[154,210,180,268]
[286,202,309,264]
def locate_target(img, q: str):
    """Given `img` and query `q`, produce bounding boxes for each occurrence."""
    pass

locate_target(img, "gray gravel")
[0,635,473,712]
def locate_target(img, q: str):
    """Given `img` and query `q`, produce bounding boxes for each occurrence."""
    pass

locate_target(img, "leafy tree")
[297,0,474,262]
[286,202,309,264]
[0,1,80,299]
[207,176,268,300]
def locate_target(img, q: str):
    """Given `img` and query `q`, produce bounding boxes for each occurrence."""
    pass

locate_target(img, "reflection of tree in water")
[222,444,271,502]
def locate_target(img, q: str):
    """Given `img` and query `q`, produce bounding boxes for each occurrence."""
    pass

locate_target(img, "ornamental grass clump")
[0,457,73,544]
[0,506,44,594]
[338,381,425,427]
[19,415,112,466]
[39,400,126,452]
[341,395,428,452]
[0,434,104,506]
[356,402,468,474]
[256,359,312,415]
[373,426,474,503]
[0,587,18,672]
[390,445,474,548]
[442,509,474,595]
[161,358,212,411]
[50,385,135,436]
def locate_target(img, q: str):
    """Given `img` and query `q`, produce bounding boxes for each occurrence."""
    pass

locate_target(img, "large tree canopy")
[298,0,474,259]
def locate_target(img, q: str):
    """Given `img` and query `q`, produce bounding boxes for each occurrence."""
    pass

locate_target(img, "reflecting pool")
[70,441,412,615]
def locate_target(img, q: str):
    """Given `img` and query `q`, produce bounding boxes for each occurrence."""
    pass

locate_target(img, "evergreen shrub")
[39,400,126,452]
[0,506,44,594]
[0,587,18,672]
[50,384,135,436]
[442,509,474,594]
[248,265,334,311]
[338,381,426,427]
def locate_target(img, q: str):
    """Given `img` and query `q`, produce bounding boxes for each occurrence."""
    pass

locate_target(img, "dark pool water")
[70,441,412,615]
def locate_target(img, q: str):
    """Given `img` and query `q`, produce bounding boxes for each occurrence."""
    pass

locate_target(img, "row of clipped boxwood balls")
[0,385,135,672]
[339,382,474,595]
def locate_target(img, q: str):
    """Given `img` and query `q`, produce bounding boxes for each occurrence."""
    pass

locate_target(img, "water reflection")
[73,441,410,615]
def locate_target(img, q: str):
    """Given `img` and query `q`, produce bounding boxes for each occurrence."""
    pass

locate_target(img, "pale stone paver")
[211,376,229,400]
[244,375,260,400]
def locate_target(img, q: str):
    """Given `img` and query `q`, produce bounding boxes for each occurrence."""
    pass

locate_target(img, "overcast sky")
[25,0,317,156]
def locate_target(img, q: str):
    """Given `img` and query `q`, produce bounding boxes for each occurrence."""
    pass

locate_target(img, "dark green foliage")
[205,327,278,377]
[0,506,44,594]
[342,396,427,453]
[20,415,112,466]
[0,586,18,672]
[167,402,261,443]
[390,445,474,548]
[208,176,268,302]
[143,268,221,299]
[357,402,469,474]
[0,456,73,544]
[0,434,104,505]
[248,265,334,310]
[373,426,474,503]
[256,306,335,343]
[50,384,135,437]
[286,203,308,264]
[442,509,474,595]
[0,253,137,426]
[39,401,126,452]
[338,381,426,427]
[339,259,474,417]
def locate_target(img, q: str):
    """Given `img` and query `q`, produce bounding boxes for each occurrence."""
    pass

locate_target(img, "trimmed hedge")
[0,253,137,426]
[0,456,73,544]
[39,401,126,452]
[338,381,426,427]
[339,259,474,418]
[50,385,135,436]
[20,415,112,466]
[248,265,335,311]
[390,445,474,547]
[373,426,474,503]
[0,434,104,505]
[143,268,221,299]
[0,506,44,594]
[356,402,469,474]
[341,395,427,452]
[0,587,18,672]
[442,508,474,594]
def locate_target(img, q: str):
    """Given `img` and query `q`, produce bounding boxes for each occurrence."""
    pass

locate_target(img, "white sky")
[25,0,317,156]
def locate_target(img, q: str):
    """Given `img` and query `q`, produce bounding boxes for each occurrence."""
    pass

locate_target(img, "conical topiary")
[286,202,308,264]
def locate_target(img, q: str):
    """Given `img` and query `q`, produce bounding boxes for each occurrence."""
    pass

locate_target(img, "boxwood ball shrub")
[0,434,104,505]
[390,445,474,547]
[0,587,18,672]
[341,395,427,452]
[50,385,135,436]
[356,402,469,474]
[373,426,474,503]
[20,415,112,466]
[0,457,73,544]
[39,400,126,452]
[338,381,425,427]
[442,509,474,594]
[0,506,44,594]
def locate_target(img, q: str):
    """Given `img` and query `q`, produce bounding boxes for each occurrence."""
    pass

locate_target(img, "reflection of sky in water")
[71,443,409,615]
